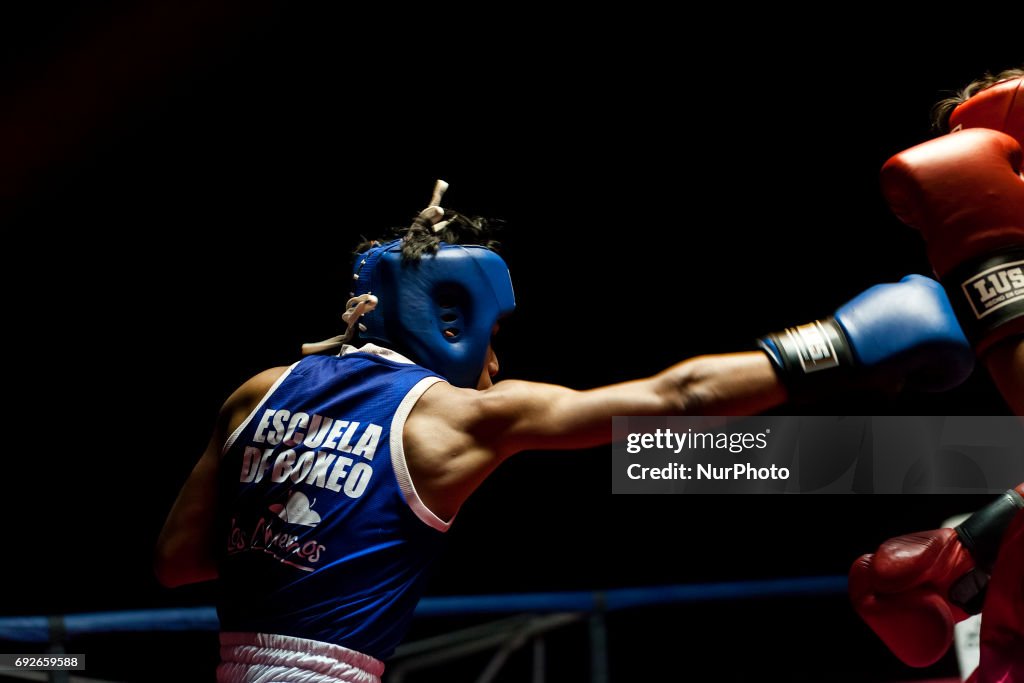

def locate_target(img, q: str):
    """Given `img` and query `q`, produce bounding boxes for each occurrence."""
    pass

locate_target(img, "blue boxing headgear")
[352,239,516,388]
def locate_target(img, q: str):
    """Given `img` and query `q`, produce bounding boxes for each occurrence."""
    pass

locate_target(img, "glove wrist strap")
[955,487,1024,570]
[950,487,1024,613]
[757,317,855,400]
[939,247,1024,353]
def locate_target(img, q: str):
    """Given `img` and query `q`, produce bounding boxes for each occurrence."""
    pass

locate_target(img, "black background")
[1,4,1021,681]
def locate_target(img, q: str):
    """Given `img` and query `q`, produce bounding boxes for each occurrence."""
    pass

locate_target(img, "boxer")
[157,182,975,682]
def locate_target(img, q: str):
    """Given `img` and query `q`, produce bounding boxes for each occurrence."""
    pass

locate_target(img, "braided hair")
[354,210,502,264]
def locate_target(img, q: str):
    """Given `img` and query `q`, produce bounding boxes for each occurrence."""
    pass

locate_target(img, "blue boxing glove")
[757,275,974,398]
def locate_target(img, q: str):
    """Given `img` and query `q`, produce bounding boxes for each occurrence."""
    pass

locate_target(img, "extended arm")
[405,276,972,520]
[404,351,782,521]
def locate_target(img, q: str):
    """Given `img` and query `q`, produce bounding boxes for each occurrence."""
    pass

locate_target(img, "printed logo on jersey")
[961,261,1024,319]
[270,490,321,526]
[228,491,326,572]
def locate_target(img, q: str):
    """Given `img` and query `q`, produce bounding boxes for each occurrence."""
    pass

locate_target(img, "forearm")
[657,351,788,416]
[155,517,218,587]
[489,351,786,456]
[984,336,1024,416]
[155,447,220,587]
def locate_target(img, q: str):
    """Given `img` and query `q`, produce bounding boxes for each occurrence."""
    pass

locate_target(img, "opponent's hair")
[931,67,1024,134]
[354,210,502,263]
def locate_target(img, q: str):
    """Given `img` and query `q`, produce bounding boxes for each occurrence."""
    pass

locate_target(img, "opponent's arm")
[972,507,1024,682]
[154,367,286,588]
[985,337,1024,416]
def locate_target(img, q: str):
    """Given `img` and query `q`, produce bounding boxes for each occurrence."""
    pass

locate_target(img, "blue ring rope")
[0,575,848,642]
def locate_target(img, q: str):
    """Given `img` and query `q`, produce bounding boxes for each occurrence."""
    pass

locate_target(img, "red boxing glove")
[880,128,1024,353]
[850,527,975,667]
[850,486,1024,668]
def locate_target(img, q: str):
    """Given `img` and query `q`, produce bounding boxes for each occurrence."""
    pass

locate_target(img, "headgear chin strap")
[949,77,1024,149]
[351,239,516,388]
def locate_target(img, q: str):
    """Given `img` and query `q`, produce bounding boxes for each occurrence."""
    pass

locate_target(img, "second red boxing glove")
[850,486,1024,668]
[850,527,975,667]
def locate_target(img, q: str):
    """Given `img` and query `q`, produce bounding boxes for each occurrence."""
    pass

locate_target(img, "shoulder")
[407,379,546,449]
[400,379,559,519]
[221,366,292,434]
[231,366,291,404]
[408,379,512,423]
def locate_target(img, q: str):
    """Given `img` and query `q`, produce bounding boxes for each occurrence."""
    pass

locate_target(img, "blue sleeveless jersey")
[217,348,448,660]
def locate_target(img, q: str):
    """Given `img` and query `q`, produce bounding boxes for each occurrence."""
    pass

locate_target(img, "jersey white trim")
[390,376,451,532]
[222,362,300,455]
[217,631,384,682]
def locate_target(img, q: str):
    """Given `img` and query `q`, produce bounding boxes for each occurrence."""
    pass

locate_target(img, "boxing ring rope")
[0,575,848,683]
